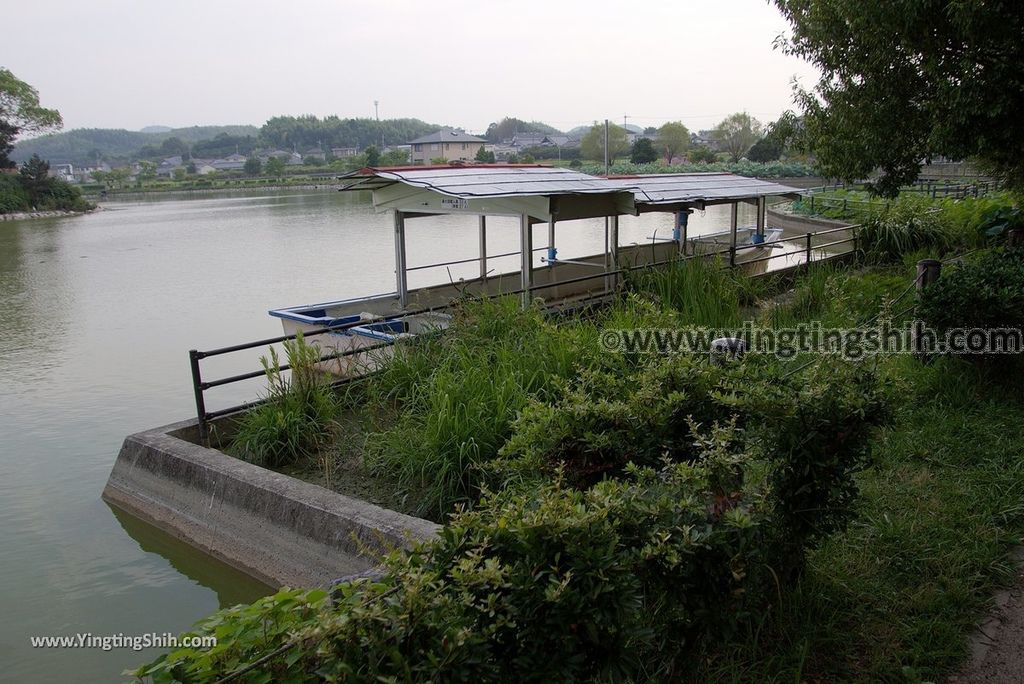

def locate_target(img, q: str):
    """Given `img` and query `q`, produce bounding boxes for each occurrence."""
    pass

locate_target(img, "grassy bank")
[140,190,1024,681]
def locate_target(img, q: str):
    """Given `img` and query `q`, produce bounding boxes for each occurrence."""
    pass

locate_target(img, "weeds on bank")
[232,332,339,470]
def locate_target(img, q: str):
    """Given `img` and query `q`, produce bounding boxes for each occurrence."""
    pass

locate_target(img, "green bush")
[137,357,887,682]
[232,333,338,467]
[499,356,887,561]
[0,174,29,213]
[135,437,771,683]
[917,249,1024,361]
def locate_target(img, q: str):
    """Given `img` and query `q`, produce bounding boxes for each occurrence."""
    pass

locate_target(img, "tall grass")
[363,298,602,520]
[232,333,338,468]
[625,255,757,327]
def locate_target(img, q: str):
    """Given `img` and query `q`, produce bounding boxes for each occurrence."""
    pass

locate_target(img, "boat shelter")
[336,165,800,311]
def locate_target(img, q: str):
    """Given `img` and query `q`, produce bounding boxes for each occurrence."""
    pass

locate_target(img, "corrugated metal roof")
[340,166,801,205]
[606,173,801,205]
[341,165,618,198]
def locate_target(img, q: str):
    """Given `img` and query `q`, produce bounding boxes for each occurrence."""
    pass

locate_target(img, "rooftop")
[409,129,487,144]
[341,165,799,206]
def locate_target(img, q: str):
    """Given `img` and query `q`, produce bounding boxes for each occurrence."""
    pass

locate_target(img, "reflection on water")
[0,189,766,680]
[107,504,270,609]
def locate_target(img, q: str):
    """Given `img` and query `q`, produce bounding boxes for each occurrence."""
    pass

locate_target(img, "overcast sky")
[6,0,818,135]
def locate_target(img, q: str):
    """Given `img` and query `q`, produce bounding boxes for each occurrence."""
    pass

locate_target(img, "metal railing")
[797,179,1001,216]
[188,222,861,441]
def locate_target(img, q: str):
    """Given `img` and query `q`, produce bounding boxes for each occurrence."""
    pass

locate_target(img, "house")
[691,130,720,150]
[408,129,486,165]
[303,147,326,161]
[331,147,359,158]
[49,163,74,182]
[210,153,247,171]
[155,156,184,177]
[509,132,547,149]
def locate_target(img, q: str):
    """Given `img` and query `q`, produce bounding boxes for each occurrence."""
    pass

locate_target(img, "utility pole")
[374,100,383,151]
[604,119,610,176]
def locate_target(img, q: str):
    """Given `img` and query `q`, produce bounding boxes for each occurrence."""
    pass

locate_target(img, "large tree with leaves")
[580,123,628,165]
[713,112,763,163]
[775,0,1024,196]
[656,121,690,164]
[0,68,62,169]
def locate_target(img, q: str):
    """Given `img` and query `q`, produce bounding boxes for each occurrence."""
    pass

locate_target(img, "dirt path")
[949,548,1024,683]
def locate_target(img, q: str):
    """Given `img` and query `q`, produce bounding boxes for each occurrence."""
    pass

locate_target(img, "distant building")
[331,147,359,158]
[49,163,74,182]
[210,153,247,171]
[509,132,547,149]
[691,130,719,150]
[303,147,326,161]
[155,156,184,177]
[408,129,486,165]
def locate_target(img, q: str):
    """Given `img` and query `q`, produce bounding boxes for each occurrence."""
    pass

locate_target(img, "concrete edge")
[102,417,440,588]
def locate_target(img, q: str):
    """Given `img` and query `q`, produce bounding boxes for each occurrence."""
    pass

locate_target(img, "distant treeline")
[10,125,259,166]
[12,116,572,167]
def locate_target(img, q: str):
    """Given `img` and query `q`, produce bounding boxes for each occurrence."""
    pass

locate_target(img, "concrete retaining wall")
[102,418,440,588]
[768,208,856,249]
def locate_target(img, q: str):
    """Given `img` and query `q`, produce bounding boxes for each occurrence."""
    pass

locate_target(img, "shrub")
[917,249,1024,361]
[135,438,771,683]
[0,174,29,213]
[136,357,887,682]
[232,333,338,467]
[500,356,888,558]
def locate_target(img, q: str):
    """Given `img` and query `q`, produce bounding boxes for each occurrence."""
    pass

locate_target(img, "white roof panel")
[340,166,801,206]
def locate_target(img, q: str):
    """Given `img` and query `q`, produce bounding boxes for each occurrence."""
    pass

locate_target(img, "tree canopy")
[629,138,658,164]
[656,121,690,164]
[581,123,628,164]
[713,112,763,163]
[775,0,1024,195]
[483,117,562,143]
[0,68,62,168]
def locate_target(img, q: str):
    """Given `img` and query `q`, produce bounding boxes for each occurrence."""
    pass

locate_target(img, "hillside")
[11,125,260,165]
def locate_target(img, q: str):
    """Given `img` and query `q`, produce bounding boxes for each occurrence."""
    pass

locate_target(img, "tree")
[244,156,262,175]
[137,160,157,182]
[629,138,658,164]
[264,156,285,177]
[747,137,783,163]
[656,121,690,164]
[713,112,762,162]
[380,148,410,166]
[172,167,186,181]
[580,123,628,164]
[474,146,496,163]
[185,161,197,175]
[775,0,1024,195]
[364,145,380,166]
[159,136,190,159]
[19,154,52,203]
[689,146,718,164]
[0,68,63,169]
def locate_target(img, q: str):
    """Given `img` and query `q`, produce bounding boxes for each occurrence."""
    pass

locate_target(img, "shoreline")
[84,183,347,200]
[0,207,99,221]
